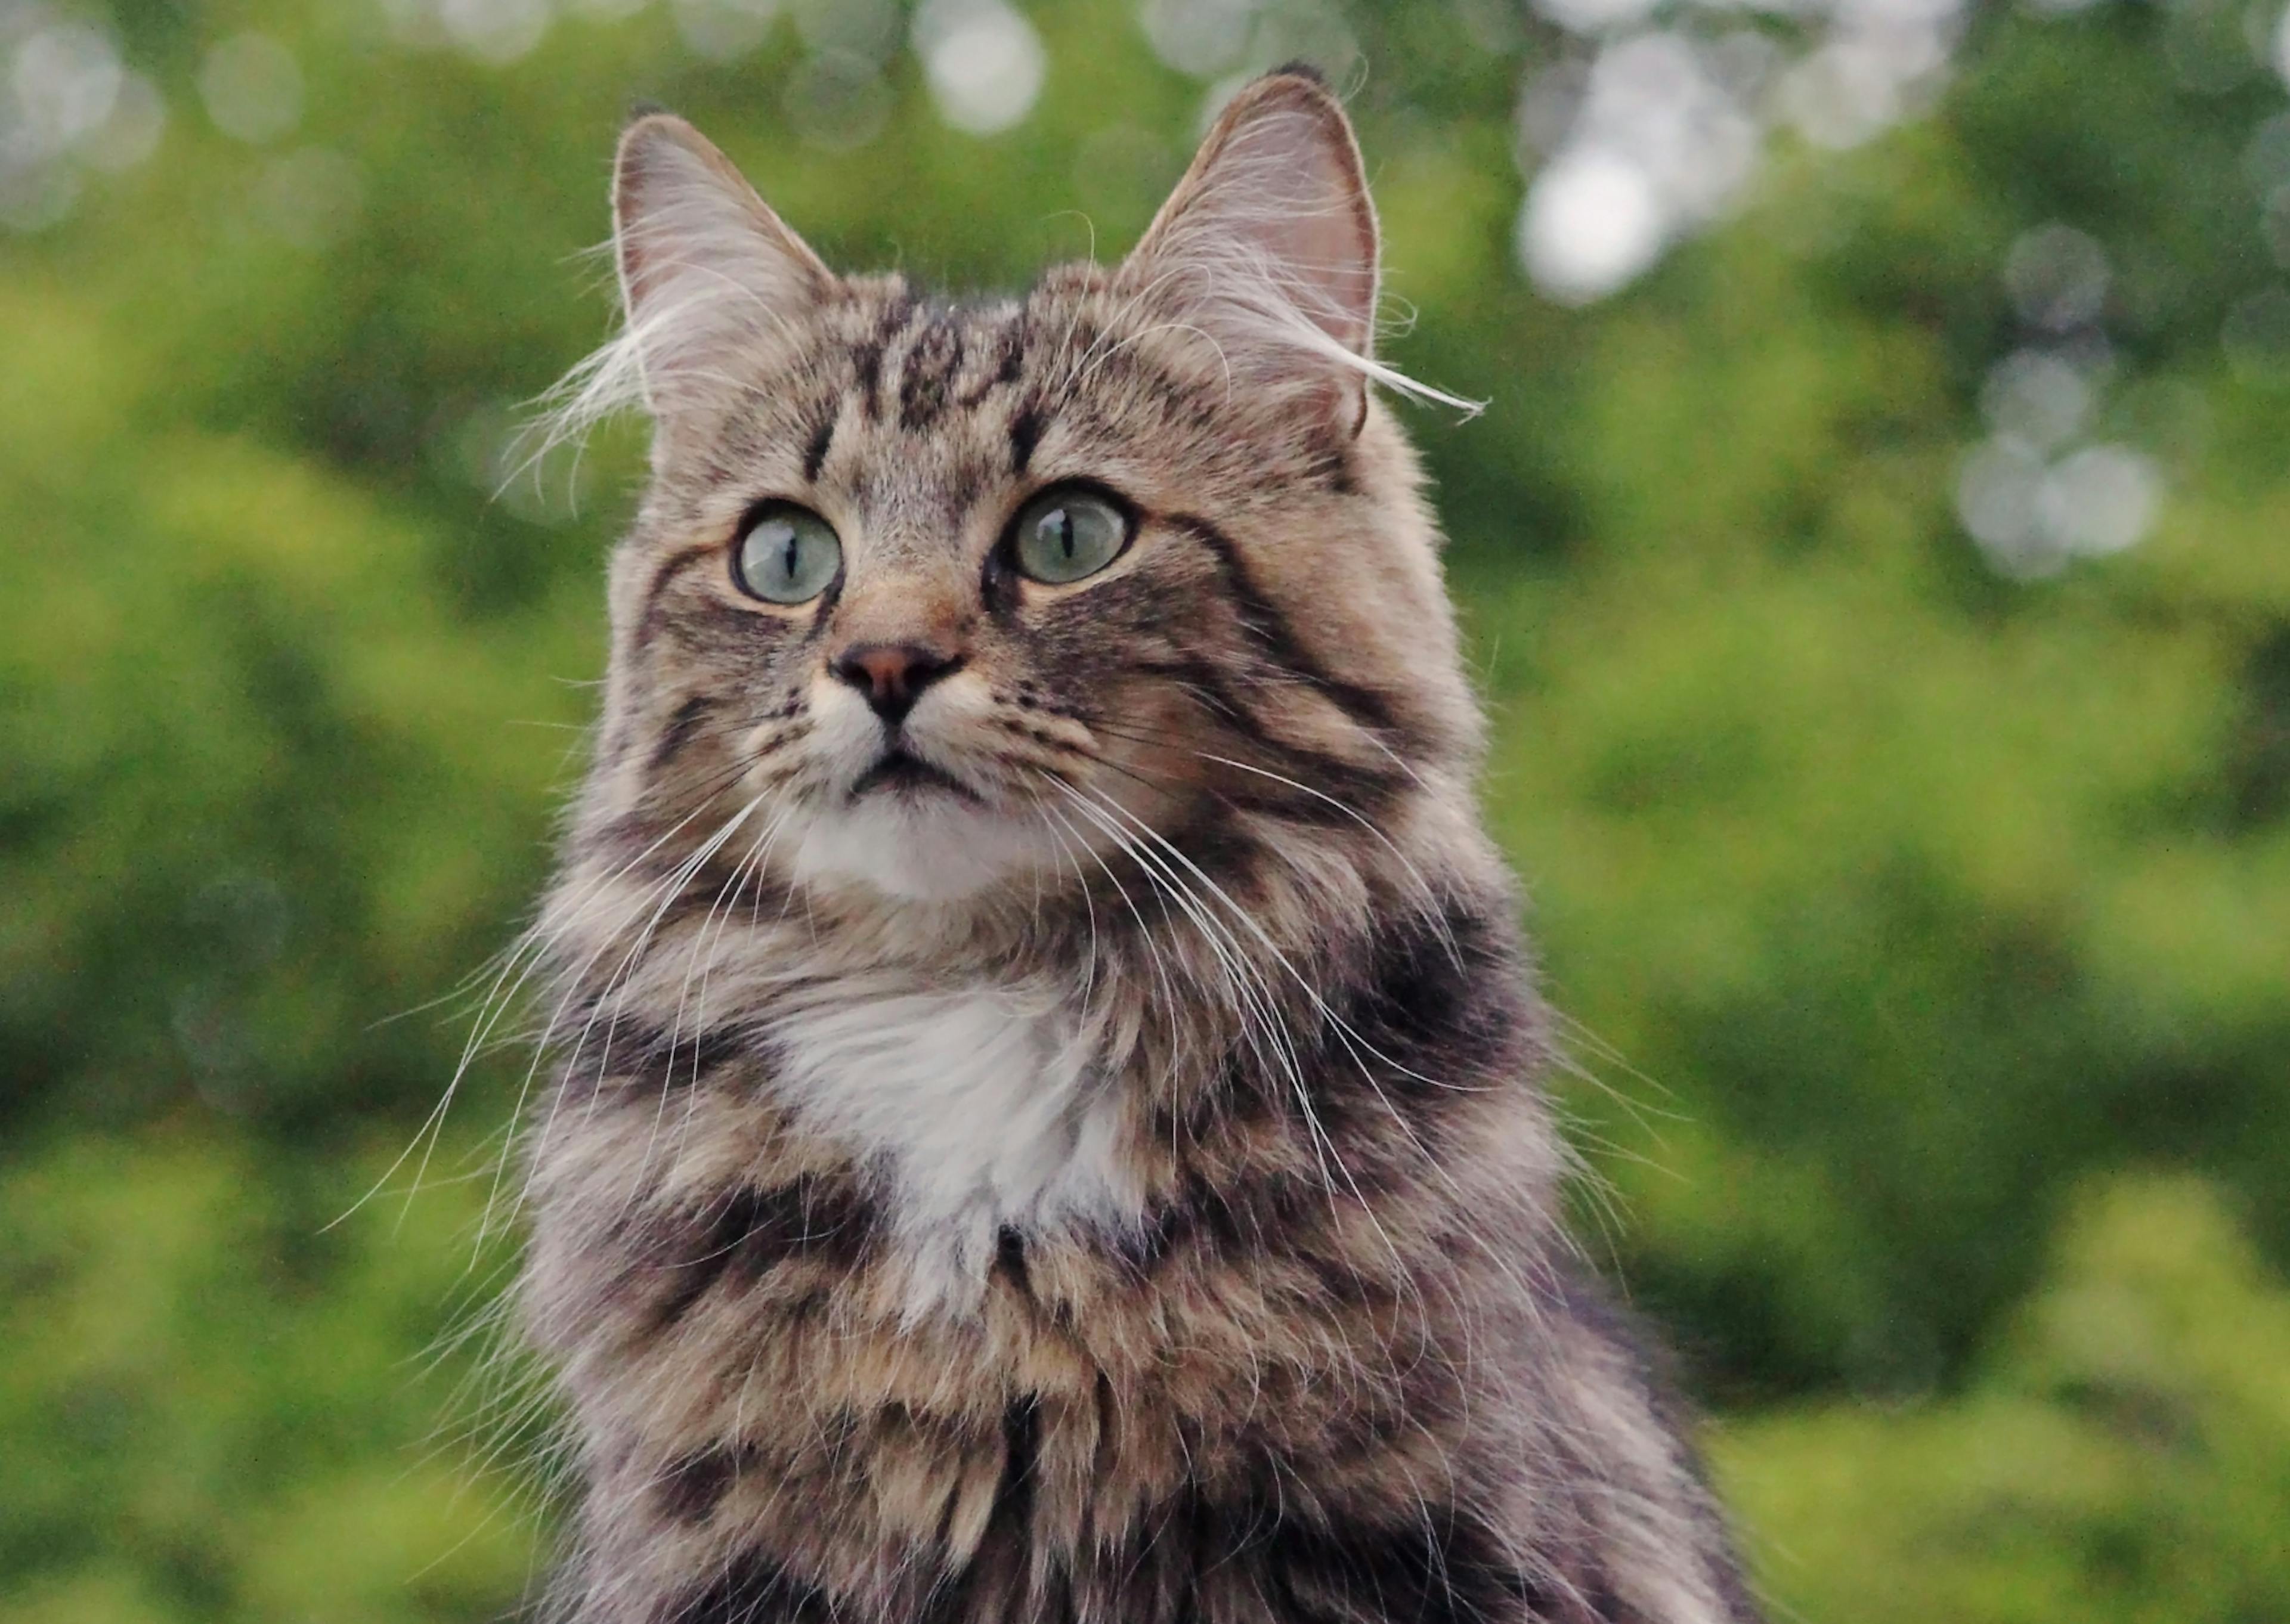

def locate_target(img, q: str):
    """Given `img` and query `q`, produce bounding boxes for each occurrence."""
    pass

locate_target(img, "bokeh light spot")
[783,51,892,151]
[1518,145,1664,305]
[793,0,898,63]
[1957,437,2053,572]
[2039,444,2162,557]
[77,70,164,172]
[914,0,1045,137]
[2161,0,2261,95]
[440,0,552,66]
[253,146,364,252]
[2005,222,2110,331]
[1958,435,2163,577]
[1981,348,2096,451]
[1530,0,1658,32]
[0,154,76,232]
[197,33,302,146]
[673,0,781,63]
[14,21,122,158]
[1138,0,1256,78]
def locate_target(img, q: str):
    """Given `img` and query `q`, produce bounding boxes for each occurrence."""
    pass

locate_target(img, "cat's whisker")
[1037,791,1187,1076]
[533,794,765,1211]
[1049,783,1344,1211]
[466,764,766,1251]
[636,799,782,1192]
[1062,783,1401,1254]
[1070,778,1545,1316]
[336,768,755,1239]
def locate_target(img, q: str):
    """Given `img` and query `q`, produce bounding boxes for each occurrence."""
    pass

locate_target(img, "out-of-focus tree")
[2,0,2287,1617]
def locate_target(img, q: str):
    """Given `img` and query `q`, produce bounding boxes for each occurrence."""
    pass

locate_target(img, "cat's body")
[518,72,1757,1624]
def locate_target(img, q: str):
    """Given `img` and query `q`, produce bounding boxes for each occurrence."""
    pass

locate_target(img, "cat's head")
[560,70,1484,905]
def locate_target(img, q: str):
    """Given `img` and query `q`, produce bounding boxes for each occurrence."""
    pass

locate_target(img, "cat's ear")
[612,112,835,417]
[1121,69,1379,423]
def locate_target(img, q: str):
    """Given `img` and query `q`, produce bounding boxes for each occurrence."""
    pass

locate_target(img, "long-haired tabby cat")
[515,67,1757,1624]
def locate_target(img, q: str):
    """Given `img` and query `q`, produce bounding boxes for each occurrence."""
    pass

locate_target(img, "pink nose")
[829,641,962,725]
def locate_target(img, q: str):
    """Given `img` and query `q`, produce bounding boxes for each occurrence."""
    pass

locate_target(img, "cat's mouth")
[849,746,981,804]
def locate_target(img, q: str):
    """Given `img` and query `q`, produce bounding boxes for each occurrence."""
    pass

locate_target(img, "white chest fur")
[764,978,1137,1315]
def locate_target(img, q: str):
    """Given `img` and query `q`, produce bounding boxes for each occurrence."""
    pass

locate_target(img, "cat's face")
[571,76,1480,904]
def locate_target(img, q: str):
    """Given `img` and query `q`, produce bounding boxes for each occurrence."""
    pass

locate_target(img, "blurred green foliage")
[2,0,2286,1618]
[1720,1176,2290,1621]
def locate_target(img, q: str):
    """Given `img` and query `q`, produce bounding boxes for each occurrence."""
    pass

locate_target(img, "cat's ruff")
[765,975,1137,1321]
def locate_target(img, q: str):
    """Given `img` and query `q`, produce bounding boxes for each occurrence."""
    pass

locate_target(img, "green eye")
[1013,487,1129,585]
[734,504,841,605]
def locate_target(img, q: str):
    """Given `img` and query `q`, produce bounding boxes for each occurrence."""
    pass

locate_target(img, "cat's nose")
[830,641,964,726]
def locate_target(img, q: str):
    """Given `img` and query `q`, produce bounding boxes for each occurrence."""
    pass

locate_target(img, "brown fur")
[517,72,1759,1624]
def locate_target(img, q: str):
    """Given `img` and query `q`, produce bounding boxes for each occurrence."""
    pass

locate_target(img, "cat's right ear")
[612,113,834,418]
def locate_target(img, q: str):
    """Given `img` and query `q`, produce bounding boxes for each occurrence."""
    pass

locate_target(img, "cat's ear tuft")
[1122,71,1380,417]
[611,114,834,417]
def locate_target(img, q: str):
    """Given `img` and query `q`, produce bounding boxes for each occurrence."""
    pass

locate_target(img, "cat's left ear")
[611,112,837,421]
[1120,68,1379,427]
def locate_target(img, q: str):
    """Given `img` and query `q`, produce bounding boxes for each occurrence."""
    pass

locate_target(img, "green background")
[4,0,2288,1619]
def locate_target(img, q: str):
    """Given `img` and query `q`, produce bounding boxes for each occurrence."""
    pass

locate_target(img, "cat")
[515,66,1759,1624]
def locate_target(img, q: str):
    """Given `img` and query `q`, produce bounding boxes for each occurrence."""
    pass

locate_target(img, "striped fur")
[518,71,1759,1624]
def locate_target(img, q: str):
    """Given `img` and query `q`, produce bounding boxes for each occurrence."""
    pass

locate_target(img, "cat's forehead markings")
[784,295,1050,522]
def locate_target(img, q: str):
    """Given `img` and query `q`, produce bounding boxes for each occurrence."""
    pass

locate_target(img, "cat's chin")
[782,793,1066,904]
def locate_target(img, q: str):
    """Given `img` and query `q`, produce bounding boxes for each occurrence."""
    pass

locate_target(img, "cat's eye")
[733,503,841,605]
[1012,487,1129,585]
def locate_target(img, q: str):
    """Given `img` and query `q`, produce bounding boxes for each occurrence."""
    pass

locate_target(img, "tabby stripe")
[657,1442,761,1526]
[649,694,716,770]
[1006,402,1042,475]
[852,296,918,420]
[955,311,1028,408]
[1320,894,1525,1108]
[1168,513,1401,737]
[898,317,966,430]
[645,1174,878,1330]
[1131,652,1405,807]
[669,1548,834,1624]
[634,543,729,649]
[1205,1498,1548,1624]
[800,410,836,482]
[587,1017,751,1098]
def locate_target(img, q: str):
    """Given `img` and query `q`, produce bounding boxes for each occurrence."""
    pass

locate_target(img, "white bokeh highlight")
[673,0,780,63]
[440,0,552,64]
[1519,29,1758,302]
[1518,146,1664,305]
[0,14,168,233]
[14,21,121,156]
[1957,438,2162,579]
[914,0,1045,136]
[1514,0,1972,302]
[1140,0,1260,77]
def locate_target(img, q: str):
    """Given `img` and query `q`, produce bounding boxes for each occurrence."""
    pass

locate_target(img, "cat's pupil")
[1053,510,1075,559]
[779,534,799,581]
